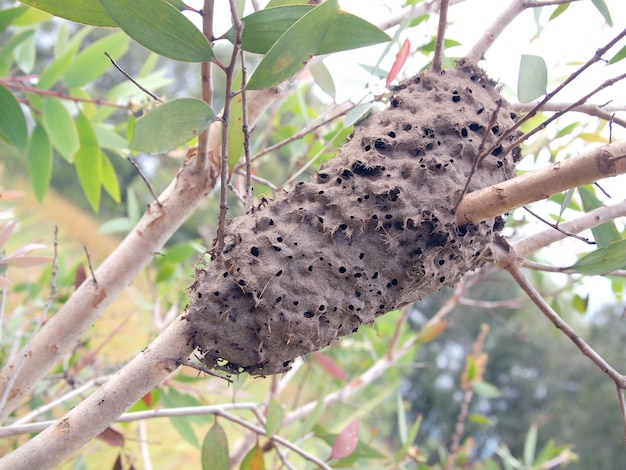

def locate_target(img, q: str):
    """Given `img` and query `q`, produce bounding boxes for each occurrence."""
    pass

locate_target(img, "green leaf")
[201,421,229,470]
[591,0,612,26]
[19,0,117,26]
[473,381,501,398]
[240,442,265,470]
[518,54,547,103]
[549,3,569,21]
[468,413,491,425]
[609,44,626,64]
[247,0,340,90]
[160,389,201,447]
[94,126,127,150]
[396,414,422,460]
[0,7,29,33]
[569,238,626,275]
[558,188,574,220]
[523,424,537,466]
[0,85,28,153]
[130,98,215,153]
[36,42,80,90]
[265,398,284,437]
[227,72,245,172]
[578,185,620,247]
[310,60,335,99]
[13,27,36,73]
[228,6,389,55]
[11,6,52,25]
[64,30,129,88]
[27,123,52,203]
[42,98,79,162]
[0,29,35,73]
[101,152,121,203]
[74,113,102,211]
[98,0,214,63]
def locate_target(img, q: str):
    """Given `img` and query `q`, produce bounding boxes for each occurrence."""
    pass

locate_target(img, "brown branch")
[432,0,450,73]
[456,141,626,225]
[195,0,215,173]
[511,101,626,128]
[522,206,594,245]
[0,79,127,109]
[83,246,98,286]
[127,157,162,207]
[104,52,163,103]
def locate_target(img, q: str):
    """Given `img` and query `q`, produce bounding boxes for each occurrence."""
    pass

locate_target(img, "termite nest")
[185,59,521,376]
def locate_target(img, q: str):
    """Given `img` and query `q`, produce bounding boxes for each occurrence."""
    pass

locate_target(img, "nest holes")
[491,146,503,156]
[273,245,282,252]
[461,128,468,138]
[339,223,348,231]
[303,311,314,318]
[238,279,246,286]
[359,252,365,259]
[308,265,313,272]
[269,219,274,226]
[425,142,434,151]
[422,128,435,138]
[275,270,283,277]
[318,190,324,195]
[339,266,347,273]
[439,276,446,283]
[276,236,283,242]
[317,172,330,182]
[391,97,400,108]
[403,123,412,131]
[319,304,326,311]
[352,161,383,178]
[374,139,387,150]
[275,296,282,304]
[197,292,202,298]
[476,107,484,115]
[452,91,461,102]
[438,259,445,266]
[388,131,396,138]
[364,144,371,151]
[318,216,324,224]
[336,177,342,184]
[250,246,259,257]
[497,160,504,168]
[373,271,379,279]
[341,169,353,179]
[491,125,500,135]
[469,122,483,132]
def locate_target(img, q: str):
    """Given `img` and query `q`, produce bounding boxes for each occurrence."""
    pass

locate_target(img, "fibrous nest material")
[186,59,521,376]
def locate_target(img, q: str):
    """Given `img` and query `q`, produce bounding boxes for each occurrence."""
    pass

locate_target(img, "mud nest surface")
[186,59,521,376]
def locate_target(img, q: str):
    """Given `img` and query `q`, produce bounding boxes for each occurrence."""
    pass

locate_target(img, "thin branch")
[512,198,626,258]
[83,246,98,287]
[195,0,216,173]
[432,0,450,73]
[0,79,127,109]
[127,157,162,207]
[521,259,626,277]
[498,242,626,390]
[522,206,595,245]
[375,0,467,32]
[511,101,626,128]
[0,227,58,414]
[477,28,626,163]
[104,52,163,103]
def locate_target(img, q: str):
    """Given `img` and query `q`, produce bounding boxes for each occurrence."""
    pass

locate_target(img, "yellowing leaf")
[416,320,448,344]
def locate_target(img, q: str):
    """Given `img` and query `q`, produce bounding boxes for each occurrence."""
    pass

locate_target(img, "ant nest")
[185,59,521,376]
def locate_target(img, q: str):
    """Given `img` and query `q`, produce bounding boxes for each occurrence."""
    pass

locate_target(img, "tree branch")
[511,101,626,128]
[456,141,626,225]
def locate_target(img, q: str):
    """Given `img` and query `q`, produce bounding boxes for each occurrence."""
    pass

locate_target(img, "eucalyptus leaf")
[518,54,547,103]
[98,0,214,63]
[247,0,340,90]
[27,123,52,203]
[19,0,117,26]
[130,98,216,153]
[201,422,229,470]
[590,0,612,26]
[74,112,102,211]
[0,85,28,152]
[63,30,129,88]
[569,239,626,275]
[42,98,79,162]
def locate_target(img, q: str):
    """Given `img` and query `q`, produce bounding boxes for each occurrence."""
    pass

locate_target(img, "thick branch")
[0,318,193,470]
[456,141,626,225]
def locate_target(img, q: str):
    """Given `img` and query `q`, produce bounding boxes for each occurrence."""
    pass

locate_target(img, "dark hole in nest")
[374,139,386,150]
[388,131,396,138]
[469,122,483,132]
[352,161,383,178]
[491,146,503,156]
[304,311,314,318]
[341,169,353,179]
[403,123,412,131]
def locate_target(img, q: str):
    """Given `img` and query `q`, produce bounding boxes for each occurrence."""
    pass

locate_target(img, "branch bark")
[456,141,626,225]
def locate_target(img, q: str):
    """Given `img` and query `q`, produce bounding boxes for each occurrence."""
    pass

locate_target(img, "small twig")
[498,242,626,389]
[83,246,98,287]
[0,227,58,414]
[522,206,595,244]
[104,52,163,103]
[386,305,411,359]
[477,28,626,163]
[453,101,501,212]
[520,259,626,277]
[0,79,127,109]
[195,0,215,173]
[617,386,626,441]
[432,0,450,73]
[179,358,233,383]
[127,157,162,207]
